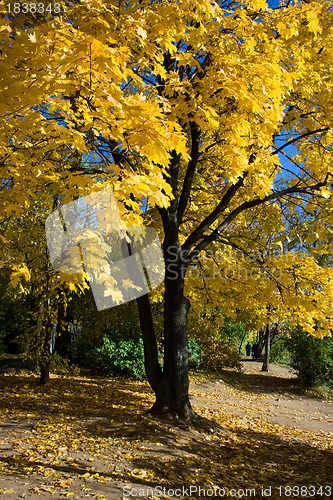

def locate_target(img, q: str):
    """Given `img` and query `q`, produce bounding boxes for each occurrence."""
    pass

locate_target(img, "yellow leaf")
[248,0,267,9]
[306,11,321,35]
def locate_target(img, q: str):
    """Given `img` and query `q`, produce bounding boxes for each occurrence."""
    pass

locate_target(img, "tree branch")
[272,127,330,156]
[182,171,248,252]
[187,173,332,260]
[177,121,201,224]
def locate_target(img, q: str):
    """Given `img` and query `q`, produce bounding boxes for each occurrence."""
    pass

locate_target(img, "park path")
[190,359,333,434]
[0,359,332,499]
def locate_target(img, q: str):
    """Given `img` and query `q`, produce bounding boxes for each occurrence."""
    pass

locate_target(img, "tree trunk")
[136,294,163,393]
[131,179,205,422]
[40,250,52,385]
[261,324,270,372]
[148,240,201,422]
[150,283,192,419]
[238,332,247,355]
[40,324,52,384]
[121,236,163,393]
[40,361,50,384]
[54,301,73,359]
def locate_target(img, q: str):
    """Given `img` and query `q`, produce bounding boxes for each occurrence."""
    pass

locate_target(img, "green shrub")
[86,337,146,379]
[286,326,333,388]
[188,339,201,369]
[270,337,291,367]
[188,309,242,373]
[200,337,241,373]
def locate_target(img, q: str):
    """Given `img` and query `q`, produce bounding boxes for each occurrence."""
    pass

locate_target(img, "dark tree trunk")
[54,301,73,359]
[136,294,163,393]
[40,323,52,385]
[40,362,50,384]
[121,205,199,420]
[149,279,192,418]
[40,250,52,385]
[121,236,163,393]
[147,236,200,422]
[261,324,271,372]
[238,332,247,355]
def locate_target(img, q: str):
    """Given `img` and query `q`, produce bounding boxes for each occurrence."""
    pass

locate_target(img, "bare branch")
[177,121,201,224]
[272,127,330,156]
[187,173,332,260]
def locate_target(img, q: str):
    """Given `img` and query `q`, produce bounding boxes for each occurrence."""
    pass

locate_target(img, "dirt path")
[0,361,332,499]
[191,359,333,434]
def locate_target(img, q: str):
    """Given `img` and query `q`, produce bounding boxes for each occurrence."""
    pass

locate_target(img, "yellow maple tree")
[1,0,333,421]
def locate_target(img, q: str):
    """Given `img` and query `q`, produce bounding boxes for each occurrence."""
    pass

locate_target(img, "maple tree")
[1,0,333,421]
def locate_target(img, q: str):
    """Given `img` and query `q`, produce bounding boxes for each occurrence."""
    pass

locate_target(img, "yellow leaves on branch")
[187,240,333,339]
[9,264,31,294]
[306,9,322,36]
[0,0,332,336]
[0,2,188,215]
[246,0,268,10]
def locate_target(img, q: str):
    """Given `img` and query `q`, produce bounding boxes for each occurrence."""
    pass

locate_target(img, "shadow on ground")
[0,360,332,499]
[1,409,332,498]
[215,363,303,396]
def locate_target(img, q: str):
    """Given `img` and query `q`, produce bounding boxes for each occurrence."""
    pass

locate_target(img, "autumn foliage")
[0,0,333,418]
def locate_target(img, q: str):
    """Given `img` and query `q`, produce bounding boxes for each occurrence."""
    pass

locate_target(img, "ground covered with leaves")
[0,360,332,499]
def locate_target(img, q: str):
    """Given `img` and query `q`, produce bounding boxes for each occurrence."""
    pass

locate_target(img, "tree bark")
[40,322,52,384]
[40,360,50,384]
[136,294,163,394]
[54,301,73,359]
[149,276,192,419]
[238,332,247,355]
[147,235,201,422]
[40,251,52,385]
[261,324,271,372]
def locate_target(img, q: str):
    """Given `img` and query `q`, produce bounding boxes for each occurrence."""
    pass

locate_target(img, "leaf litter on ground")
[0,362,332,499]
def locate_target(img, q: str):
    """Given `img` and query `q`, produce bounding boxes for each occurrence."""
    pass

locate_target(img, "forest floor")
[0,357,332,499]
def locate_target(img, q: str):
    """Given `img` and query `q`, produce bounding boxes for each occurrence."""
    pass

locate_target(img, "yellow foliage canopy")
[1,0,333,338]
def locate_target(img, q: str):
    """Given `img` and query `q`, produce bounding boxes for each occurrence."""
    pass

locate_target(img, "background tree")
[0,206,89,382]
[285,325,333,395]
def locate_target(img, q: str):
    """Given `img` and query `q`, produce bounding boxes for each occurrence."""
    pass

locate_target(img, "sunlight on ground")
[0,371,332,499]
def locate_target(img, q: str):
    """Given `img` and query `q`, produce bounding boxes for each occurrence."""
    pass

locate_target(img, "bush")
[86,337,146,379]
[200,337,241,373]
[188,339,201,369]
[286,326,333,389]
[49,352,81,377]
[188,310,243,373]
[270,336,291,367]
